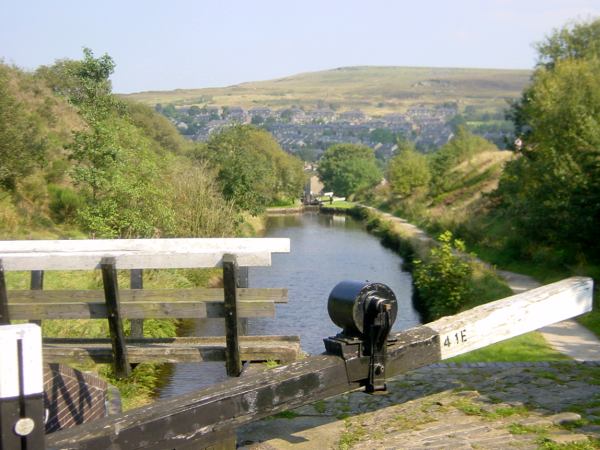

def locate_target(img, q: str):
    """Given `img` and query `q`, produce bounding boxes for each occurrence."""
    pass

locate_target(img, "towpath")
[360,206,600,361]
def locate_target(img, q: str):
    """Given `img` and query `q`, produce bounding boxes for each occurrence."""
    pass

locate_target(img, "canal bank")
[339,205,600,362]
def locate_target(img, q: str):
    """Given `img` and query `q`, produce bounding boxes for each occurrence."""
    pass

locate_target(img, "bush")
[413,231,473,320]
[48,184,83,223]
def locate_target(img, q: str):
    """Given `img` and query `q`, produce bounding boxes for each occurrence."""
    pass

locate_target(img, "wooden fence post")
[238,266,249,335]
[129,269,144,338]
[0,260,9,325]
[223,254,242,377]
[0,324,46,450]
[101,257,131,379]
[29,271,43,327]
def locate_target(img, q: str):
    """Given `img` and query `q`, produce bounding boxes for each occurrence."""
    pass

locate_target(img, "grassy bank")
[344,205,571,362]
[5,267,221,410]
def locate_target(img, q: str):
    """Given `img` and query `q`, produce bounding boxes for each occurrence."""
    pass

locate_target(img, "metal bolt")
[14,417,35,436]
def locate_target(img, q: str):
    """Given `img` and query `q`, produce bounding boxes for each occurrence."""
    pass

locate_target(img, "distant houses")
[159,101,507,157]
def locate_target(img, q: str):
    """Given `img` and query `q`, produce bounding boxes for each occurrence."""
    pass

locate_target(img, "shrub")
[48,184,83,223]
[413,231,473,320]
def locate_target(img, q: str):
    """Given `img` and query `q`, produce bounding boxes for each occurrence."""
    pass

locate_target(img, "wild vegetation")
[194,124,304,214]
[317,143,382,198]
[0,49,303,406]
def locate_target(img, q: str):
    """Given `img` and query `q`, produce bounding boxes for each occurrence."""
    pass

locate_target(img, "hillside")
[0,56,238,240]
[378,128,513,236]
[121,66,531,115]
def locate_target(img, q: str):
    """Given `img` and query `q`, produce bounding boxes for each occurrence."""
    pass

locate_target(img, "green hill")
[0,57,237,239]
[122,66,531,115]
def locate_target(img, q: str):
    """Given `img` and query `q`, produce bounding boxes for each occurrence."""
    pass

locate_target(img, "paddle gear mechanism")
[324,280,397,393]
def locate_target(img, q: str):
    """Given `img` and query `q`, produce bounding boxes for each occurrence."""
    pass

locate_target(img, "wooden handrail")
[0,238,290,270]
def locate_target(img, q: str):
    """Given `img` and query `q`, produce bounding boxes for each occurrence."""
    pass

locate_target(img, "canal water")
[158,212,419,398]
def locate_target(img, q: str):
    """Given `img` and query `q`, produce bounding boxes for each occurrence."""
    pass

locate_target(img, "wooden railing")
[0,238,297,379]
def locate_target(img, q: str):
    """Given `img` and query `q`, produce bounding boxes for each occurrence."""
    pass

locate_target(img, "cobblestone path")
[239,362,600,449]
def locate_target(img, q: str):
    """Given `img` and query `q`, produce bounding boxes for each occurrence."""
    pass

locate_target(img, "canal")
[158,212,419,398]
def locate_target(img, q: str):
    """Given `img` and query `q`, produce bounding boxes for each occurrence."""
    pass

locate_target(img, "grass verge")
[5,267,220,409]
[448,332,571,363]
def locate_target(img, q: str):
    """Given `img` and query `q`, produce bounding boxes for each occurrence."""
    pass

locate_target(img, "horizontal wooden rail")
[6,288,287,319]
[7,287,288,303]
[46,277,593,450]
[43,336,301,364]
[0,238,290,270]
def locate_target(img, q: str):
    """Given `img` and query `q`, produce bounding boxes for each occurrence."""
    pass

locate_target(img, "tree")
[496,19,600,258]
[317,143,382,197]
[200,125,303,215]
[65,49,120,203]
[387,140,430,197]
[413,231,473,320]
[536,19,600,69]
[52,49,174,237]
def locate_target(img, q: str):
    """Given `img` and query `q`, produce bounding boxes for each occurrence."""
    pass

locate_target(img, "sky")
[2,0,599,94]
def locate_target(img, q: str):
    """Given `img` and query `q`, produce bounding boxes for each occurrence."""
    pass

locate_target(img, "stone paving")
[238,362,600,449]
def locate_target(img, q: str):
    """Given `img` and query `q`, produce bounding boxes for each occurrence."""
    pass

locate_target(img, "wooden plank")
[427,276,594,360]
[6,287,288,303]
[45,277,593,450]
[42,336,301,364]
[130,269,144,338]
[223,254,242,376]
[101,258,130,379]
[0,238,290,271]
[28,270,43,327]
[0,237,290,253]
[0,250,274,271]
[7,300,275,319]
[0,260,8,325]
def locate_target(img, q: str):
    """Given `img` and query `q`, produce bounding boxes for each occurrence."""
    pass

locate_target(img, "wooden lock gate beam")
[46,277,593,450]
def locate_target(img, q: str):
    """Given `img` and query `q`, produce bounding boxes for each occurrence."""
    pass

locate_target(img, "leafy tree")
[317,143,382,197]
[387,140,430,197]
[536,19,600,69]
[64,49,120,204]
[413,231,473,320]
[369,128,396,144]
[496,19,600,258]
[201,125,303,214]
[55,49,174,237]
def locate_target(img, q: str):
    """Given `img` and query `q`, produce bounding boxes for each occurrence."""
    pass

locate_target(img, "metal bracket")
[324,280,398,393]
[323,315,396,393]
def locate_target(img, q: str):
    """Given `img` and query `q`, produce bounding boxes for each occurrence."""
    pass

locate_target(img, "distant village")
[157,103,512,160]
